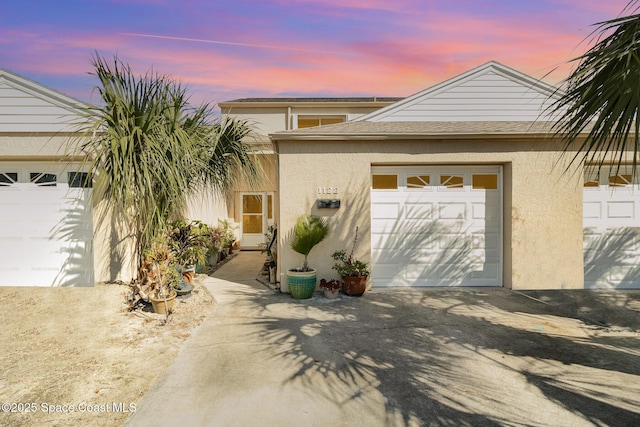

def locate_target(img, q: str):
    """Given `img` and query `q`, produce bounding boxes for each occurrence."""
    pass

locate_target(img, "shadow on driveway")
[127,252,640,426]
[243,287,640,426]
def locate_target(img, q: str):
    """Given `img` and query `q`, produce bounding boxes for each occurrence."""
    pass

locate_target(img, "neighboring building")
[0,69,98,286]
[0,69,400,286]
[218,97,402,248]
[271,61,640,291]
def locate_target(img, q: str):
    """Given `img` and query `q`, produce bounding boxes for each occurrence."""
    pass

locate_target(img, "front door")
[240,192,274,247]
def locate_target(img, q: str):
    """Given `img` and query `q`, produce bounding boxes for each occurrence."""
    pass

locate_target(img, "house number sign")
[318,186,339,194]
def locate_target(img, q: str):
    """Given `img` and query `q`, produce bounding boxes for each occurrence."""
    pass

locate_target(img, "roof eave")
[270,132,561,142]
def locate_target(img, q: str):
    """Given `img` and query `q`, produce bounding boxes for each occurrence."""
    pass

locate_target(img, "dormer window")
[296,115,346,129]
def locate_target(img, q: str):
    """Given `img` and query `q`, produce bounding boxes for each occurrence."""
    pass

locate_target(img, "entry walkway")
[124,251,390,426]
[125,251,640,426]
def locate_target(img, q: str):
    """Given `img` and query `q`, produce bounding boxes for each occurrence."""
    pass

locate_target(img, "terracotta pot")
[149,290,177,314]
[342,276,367,296]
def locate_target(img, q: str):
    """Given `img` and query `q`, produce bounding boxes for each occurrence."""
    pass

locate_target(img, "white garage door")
[371,165,502,287]
[584,166,640,289]
[0,163,94,286]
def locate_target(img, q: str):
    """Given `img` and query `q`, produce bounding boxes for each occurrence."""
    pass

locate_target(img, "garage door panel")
[438,203,467,220]
[405,203,434,220]
[371,203,400,219]
[607,202,635,219]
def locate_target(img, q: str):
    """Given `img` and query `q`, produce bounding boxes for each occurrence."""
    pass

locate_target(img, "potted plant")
[287,215,329,299]
[144,239,180,316]
[319,278,341,299]
[168,220,210,285]
[331,227,370,296]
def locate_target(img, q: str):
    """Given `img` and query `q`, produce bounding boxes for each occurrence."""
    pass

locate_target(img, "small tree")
[72,53,260,279]
[290,215,329,271]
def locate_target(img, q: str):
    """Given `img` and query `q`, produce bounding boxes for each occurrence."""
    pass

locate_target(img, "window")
[406,175,430,189]
[0,172,17,187]
[440,175,464,189]
[609,174,632,187]
[584,169,599,187]
[68,172,93,188]
[372,174,398,190]
[472,174,498,190]
[297,115,346,129]
[30,172,56,187]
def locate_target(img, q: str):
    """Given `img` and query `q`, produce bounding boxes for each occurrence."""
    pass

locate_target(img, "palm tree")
[550,1,640,176]
[72,53,261,277]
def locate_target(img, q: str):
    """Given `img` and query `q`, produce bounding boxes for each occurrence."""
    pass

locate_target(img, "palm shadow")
[224,283,640,425]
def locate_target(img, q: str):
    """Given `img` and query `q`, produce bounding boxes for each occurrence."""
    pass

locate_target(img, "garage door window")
[406,175,431,189]
[68,172,92,188]
[372,174,398,190]
[609,174,632,187]
[440,174,464,189]
[30,172,56,187]
[472,174,498,190]
[0,172,17,187]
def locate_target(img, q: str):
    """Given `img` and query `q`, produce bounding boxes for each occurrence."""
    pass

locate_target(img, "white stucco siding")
[275,138,584,291]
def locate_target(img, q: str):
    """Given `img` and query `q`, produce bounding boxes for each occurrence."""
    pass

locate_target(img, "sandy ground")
[0,275,214,427]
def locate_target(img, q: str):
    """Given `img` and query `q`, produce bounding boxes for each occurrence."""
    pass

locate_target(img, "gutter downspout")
[271,136,282,291]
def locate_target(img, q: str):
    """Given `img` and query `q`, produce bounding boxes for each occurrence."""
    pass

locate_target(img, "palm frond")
[550,2,640,177]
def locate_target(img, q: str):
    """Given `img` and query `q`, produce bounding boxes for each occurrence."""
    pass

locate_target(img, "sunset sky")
[1,0,634,108]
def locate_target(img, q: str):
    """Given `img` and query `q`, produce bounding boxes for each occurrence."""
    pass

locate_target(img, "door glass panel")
[243,215,263,234]
[267,195,273,220]
[243,195,263,213]
[472,174,498,190]
[372,174,398,190]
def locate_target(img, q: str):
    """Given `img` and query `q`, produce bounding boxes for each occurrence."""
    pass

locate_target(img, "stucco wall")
[275,138,584,291]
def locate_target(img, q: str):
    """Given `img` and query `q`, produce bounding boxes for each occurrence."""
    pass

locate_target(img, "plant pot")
[149,290,177,314]
[287,269,317,299]
[323,288,340,299]
[342,275,367,296]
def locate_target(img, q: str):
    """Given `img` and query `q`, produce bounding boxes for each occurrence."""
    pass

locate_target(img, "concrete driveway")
[125,251,640,426]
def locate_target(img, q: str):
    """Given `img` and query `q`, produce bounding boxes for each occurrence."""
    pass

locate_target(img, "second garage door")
[0,162,94,287]
[371,165,502,287]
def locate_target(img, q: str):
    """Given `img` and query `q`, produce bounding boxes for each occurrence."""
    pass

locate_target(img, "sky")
[1,0,635,109]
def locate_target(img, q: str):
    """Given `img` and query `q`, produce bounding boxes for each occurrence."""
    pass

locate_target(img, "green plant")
[550,2,640,177]
[168,220,211,266]
[289,215,329,271]
[218,219,237,249]
[144,238,180,299]
[331,227,370,277]
[70,53,261,280]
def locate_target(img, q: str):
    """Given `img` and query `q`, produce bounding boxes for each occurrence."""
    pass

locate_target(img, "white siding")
[361,62,559,123]
[0,71,87,133]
